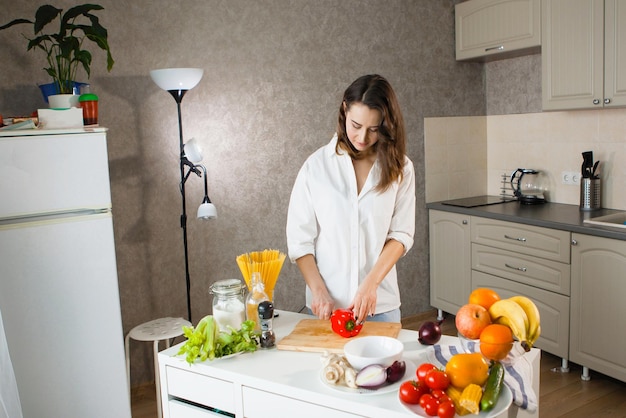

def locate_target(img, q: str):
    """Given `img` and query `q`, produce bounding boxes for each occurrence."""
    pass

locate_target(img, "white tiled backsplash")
[424,108,626,210]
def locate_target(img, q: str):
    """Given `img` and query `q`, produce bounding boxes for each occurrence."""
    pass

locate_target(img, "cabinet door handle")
[604,98,611,104]
[504,234,527,242]
[485,45,504,52]
[505,263,527,272]
[571,239,578,246]
[593,99,601,105]
[462,220,468,225]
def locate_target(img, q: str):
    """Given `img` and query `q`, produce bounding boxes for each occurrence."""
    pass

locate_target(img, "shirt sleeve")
[286,160,318,263]
[387,157,416,256]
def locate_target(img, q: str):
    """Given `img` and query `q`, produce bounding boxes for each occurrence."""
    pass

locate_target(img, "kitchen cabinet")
[570,233,626,382]
[429,210,472,316]
[542,0,626,110]
[455,0,541,61]
[470,217,571,358]
[429,211,572,359]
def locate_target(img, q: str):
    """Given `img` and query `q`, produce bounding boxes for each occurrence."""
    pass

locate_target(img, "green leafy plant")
[0,4,114,94]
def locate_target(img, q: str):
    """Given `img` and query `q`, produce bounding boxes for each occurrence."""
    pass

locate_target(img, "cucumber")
[481,361,505,412]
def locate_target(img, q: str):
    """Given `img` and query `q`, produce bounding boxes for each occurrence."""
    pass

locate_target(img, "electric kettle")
[510,168,547,204]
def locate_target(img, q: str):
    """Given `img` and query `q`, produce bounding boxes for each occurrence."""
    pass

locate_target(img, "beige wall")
[425,100,626,211]
[0,0,479,385]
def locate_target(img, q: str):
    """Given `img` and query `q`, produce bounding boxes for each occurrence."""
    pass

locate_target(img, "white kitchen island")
[158,310,539,418]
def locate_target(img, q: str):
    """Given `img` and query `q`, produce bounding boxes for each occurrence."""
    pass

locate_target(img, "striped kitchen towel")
[431,342,538,413]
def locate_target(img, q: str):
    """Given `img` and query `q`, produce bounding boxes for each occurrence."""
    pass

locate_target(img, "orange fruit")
[479,324,513,361]
[469,288,501,310]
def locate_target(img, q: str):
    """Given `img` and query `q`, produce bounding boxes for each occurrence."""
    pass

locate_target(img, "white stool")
[125,317,191,418]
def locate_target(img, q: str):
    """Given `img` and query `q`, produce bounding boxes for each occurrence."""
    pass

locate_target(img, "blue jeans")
[368,309,401,323]
[305,308,401,323]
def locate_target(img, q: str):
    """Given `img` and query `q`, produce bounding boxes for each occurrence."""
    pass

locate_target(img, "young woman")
[286,74,416,324]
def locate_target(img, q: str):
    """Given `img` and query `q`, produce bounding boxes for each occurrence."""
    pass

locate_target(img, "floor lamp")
[150,68,217,323]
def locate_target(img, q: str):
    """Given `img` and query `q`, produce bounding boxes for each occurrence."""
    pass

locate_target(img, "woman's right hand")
[295,254,336,320]
[311,291,335,320]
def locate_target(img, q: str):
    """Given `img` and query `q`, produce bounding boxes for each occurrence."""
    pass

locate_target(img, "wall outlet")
[561,171,580,185]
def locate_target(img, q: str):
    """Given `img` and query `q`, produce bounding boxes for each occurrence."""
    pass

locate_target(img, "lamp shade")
[197,202,217,220]
[150,68,204,91]
[184,138,203,164]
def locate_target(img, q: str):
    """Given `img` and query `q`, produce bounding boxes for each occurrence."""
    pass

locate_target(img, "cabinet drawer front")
[472,271,570,358]
[242,387,361,418]
[168,399,227,418]
[472,244,570,295]
[166,366,235,413]
[471,217,571,263]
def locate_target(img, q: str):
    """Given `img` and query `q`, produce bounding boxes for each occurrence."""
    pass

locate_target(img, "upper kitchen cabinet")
[455,0,541,61]
[542,0,626,110]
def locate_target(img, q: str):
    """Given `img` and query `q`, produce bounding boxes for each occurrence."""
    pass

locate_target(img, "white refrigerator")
[0,128,131,418]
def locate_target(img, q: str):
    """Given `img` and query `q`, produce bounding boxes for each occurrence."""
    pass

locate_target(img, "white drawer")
[471,217,571,263]
[472,243,570,295]
[166,366,235,414]
[472,270,570,359]
[168,398,229,418]
[242,387,363,418]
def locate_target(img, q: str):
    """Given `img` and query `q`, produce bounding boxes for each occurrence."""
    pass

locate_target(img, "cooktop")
[441,195,517,208]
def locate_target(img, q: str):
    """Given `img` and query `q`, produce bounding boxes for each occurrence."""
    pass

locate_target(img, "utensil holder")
[580,178,601,211]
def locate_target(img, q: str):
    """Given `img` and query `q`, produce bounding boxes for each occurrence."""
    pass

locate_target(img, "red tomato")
[398,380,428,405]
[416,363,437,383]
[437,400,456,418]
[421,394,440,417]
[425,369,450,390]
[419,393,434,409]
[430,389,446,399]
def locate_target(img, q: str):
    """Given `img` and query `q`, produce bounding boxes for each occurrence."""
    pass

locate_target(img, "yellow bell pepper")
[444,353,489,388]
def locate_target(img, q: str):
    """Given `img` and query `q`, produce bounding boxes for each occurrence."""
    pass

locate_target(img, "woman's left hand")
[349,281,378,324]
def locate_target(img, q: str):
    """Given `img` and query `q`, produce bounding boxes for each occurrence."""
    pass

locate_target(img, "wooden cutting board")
[277,319,402,353]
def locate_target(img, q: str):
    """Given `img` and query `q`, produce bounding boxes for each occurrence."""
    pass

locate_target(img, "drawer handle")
[504,234,527,242]
[505,263,527,272]
[485,45,504,52]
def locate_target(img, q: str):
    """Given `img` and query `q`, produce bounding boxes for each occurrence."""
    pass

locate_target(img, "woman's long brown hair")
[336,74,407,191]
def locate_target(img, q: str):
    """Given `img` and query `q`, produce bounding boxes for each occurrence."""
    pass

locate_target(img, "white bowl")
[343,336,404,370]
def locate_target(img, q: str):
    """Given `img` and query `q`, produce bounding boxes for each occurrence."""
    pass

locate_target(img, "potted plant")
[0,4,114,103]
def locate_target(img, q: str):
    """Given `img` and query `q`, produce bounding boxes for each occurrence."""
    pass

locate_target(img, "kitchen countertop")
[158,310,539,418]
[427,198,626,241]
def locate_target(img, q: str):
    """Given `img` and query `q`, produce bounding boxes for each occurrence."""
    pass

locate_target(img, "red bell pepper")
[330,309,363,338]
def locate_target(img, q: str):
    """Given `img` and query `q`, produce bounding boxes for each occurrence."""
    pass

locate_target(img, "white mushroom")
[320,351,342,367]
[344,367,358,389]
[323,363,344,384]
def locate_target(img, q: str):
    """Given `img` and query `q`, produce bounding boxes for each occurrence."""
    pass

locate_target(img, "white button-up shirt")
[286,135,416,313]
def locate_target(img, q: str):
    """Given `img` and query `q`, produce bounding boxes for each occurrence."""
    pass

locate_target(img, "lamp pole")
[170,89,194,323]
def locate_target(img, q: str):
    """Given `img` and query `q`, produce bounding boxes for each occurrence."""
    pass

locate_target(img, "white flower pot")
[48,94,80,109]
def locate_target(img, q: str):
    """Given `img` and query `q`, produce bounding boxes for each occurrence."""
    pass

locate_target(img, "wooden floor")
[130,310,626,418]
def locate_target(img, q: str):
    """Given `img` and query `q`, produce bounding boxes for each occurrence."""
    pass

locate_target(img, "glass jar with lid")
[209,278,246,331]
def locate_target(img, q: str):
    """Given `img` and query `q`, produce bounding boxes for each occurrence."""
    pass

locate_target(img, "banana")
[509,295,541,349]
[488,299,530,349]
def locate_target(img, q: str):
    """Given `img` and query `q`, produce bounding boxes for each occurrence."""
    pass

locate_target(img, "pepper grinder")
[258,300,275,349]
